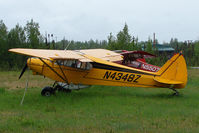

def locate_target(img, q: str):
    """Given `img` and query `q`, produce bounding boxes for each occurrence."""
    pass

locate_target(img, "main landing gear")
[41,84,71,97]
[41,82,90,96]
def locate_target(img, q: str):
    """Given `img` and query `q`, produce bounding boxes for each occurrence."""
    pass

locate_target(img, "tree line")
[0,19,199,70]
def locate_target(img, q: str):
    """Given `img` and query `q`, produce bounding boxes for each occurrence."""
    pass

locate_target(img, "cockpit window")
[86,62,92,70]
[56,60,63,65]
[55,59,92,70]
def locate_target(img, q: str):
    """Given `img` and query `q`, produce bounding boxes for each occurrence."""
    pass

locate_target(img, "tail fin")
[154,52,187,88]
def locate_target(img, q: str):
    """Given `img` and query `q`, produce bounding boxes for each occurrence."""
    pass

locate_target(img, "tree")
[146,37,153,53]
[194,41,199,65]
[7,24,26,68]
[8,24,26,48]
[116,23,132,50]
[107,32,116,50]
[0,20,8,69]
[0,20,7,41]
[170,38,179,52]
[25,19,42,48]
[107,23,134,50]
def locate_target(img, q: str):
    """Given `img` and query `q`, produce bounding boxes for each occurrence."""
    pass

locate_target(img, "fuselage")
[27,57,169,89]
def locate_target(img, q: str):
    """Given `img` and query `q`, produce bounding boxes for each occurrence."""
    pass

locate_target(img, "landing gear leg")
[54,84,72,93]
[52,81,57,88]
[56,85,72,93]
[41,82,72,96]
[169,87,179,96]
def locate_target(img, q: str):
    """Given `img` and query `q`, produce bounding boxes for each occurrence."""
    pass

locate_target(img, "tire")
[41,86,53,96]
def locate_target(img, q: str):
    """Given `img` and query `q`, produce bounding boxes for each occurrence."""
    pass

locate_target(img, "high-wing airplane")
[9,48,187,96]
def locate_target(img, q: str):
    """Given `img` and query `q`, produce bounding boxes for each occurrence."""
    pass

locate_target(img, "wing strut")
[39,58,67,83]
[55,60,68,82]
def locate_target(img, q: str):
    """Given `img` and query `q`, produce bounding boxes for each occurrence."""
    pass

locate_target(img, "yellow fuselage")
[27,58,173,89]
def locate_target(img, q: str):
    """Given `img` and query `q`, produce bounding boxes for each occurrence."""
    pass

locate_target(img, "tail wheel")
[41,86,54,96]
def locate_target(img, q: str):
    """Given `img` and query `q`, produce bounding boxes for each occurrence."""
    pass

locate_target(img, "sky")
[0,0,199,43]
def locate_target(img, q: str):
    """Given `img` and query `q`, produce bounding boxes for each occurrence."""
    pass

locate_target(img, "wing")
[8,48,123,62]
[79,49,123,62]
[121,50,156,59]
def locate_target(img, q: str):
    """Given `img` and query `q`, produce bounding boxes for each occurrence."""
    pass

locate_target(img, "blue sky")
[0,0,199,43]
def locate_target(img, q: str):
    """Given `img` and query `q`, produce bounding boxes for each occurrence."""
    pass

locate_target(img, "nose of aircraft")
[27,57,44,75]
[27,57,38,66]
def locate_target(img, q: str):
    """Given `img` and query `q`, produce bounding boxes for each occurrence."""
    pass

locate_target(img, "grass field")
[0,69,199,133]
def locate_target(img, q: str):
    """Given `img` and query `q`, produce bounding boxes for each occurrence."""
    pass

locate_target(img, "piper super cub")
[9,48,187,96]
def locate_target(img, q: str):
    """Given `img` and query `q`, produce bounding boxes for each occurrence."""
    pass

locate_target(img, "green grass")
[0,69,199,133]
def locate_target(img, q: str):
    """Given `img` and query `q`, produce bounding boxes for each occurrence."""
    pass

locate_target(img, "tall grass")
[0,69,199,133]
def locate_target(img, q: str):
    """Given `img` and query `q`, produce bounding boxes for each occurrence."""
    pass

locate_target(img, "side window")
[71,60,77,68]
[63,60,68,66]
[76,61,81,68]
[56,60,63,65]
[55,59,93,70]
[86,62,93,70]
[66,60,72,67]
[81,62,86,69]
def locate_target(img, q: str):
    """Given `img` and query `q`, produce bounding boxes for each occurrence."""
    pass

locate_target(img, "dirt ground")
[0,71,53,90]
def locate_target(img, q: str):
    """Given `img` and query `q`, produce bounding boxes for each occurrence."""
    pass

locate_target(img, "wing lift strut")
[39,58,71,96]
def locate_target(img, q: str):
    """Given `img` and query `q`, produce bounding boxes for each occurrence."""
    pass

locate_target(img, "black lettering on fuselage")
[133,75,141,83]
[103,71,112,79]
[103,71,141,83]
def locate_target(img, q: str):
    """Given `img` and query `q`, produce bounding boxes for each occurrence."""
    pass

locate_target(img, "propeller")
[19,63,28,79]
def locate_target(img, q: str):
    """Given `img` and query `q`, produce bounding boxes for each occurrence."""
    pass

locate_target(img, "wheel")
[172,92,179,96]
[41,86,53,96]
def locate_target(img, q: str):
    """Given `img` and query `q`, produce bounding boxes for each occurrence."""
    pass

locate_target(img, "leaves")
[25,19,41,48]
[108,23,135,50]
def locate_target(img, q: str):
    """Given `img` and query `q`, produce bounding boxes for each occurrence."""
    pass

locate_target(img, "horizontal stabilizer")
[154,76,183,85]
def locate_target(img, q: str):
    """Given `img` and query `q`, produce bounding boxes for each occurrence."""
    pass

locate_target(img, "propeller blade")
[19,64,28,79]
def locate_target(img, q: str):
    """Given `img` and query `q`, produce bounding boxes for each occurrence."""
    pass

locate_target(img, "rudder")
[154,53,187,89]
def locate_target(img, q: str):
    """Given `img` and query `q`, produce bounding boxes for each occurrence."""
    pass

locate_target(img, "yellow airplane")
[9,48,187,96]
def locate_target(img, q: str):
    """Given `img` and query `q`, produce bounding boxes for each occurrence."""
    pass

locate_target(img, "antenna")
[65,42,71,50]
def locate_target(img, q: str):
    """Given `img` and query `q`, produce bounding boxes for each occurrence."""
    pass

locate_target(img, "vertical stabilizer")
[154,53,187,88]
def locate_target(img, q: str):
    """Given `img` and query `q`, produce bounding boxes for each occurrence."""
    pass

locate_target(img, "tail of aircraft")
[154,52,187,89]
